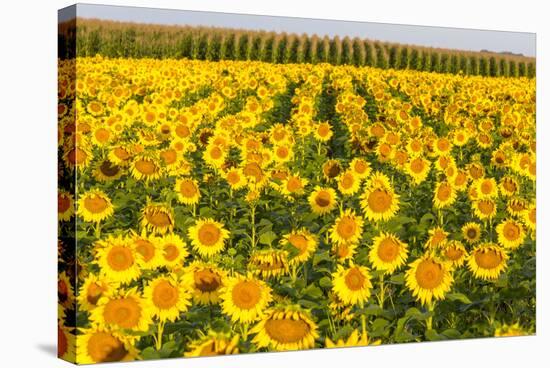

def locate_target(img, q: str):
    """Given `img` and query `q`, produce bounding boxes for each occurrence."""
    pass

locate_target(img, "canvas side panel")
[58,4,77,364]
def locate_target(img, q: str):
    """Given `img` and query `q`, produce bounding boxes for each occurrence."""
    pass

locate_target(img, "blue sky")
[60,3,536,57]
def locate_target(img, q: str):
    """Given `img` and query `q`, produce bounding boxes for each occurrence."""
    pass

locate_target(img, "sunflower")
[225,168,247,190]
[130,154,162,182]
[251,305,318,351]
[361,176,400,222]
[91,288,151,332]
[130,231,162,269]
[188,218,230,257]
[405,157,431,185]
[76,327,136,364]
[77,189,114,223]
[93,158,124,182]
[496,219,526,249]
[184,331,240,357]
[308,186,338,215]
[332,242,358,263]
[473,199,497,220]
[108,145,134,167]
[220,273,272,324]
[369,232,409,274]
[58,190,75,221]
[332,263,373,306]
[499,176,519,197]
[325,329,381,348]
[441,240,468,268]
[279,174,308,198]
[140,202,174,234]
[314,121,333,142]
[174,177,201,205]
[405,255,453,306]
[144,275,192,322]
[77,274,115,311]
[329,209,364,245]
[95,235,142,284]
[494,322,529,337]
[322,159,342,180]
[467,243,508,280]
[337,170,361,196]
[523,203,536,232]
[58,324,75,361]
[507,198,529,217]
[462,222,482,244]
[273,144,293,163]
[349,158,371,179]
[425,226,449,249]
[474,177,498,199]
[281,228,318,265]
[433,181,457,209]
[249,249,290,278]
[203,142,227,169]
[58,271,75,309]
[182,261,226,305]
[158,233,189,269]
[63,142,92,171]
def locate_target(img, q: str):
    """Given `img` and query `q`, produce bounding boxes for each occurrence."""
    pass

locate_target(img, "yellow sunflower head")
[441,240,468,268]
[140,201,174,235]
[369,232,409,274]
[93,158,124,182]
[433,181,457,209]
[143,275,192,322]
[251,304,318,351]
[182,261,226,305]
[281,228,318,265]
[130,230,162,270]
[130,154,163,182]
[467,243,508,280]
[496,218,526,249]
[308,186,338,215]
[332,263,373,306]
[329,209,364,245]
[77,189,114,223]
[174,177,201,205]
[58,190,75,221]
[77,274,116,311]
[337,170,361,196]
[157,233,189,269]
[325,329,380,348]
[462,222,482,244]
[249,249,290,278]
[405,254,454,306]
[360,173,400,222]
[95,235,143,284]
[219,273,273,324]
[184,330,240,357]
[91,288,151,333]
[76,326,136,364]
[188,218,230,258]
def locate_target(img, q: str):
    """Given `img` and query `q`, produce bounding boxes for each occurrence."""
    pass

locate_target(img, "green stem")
[251,204,256,248]
[426,301,435,331]
[378,273,385,308]
[94,221,102,238]
[155,320,165,350]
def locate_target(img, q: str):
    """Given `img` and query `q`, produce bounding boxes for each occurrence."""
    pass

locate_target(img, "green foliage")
[69,19,535,78]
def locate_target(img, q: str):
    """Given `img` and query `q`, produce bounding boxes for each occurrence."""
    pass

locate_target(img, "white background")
[0,0,546,367]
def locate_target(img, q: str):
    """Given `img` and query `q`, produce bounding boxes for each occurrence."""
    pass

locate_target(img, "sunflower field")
[58,54,536,363]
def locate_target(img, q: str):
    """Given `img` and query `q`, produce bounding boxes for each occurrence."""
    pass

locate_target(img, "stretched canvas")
[58,4,536,364]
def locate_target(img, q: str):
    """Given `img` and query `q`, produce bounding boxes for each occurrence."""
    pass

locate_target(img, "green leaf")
[141,347,160,360]
[425,329,443,341]
[446,292,472,304]
[258,231,277,246]
[302,284,324,299]
[319,276,332,288]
